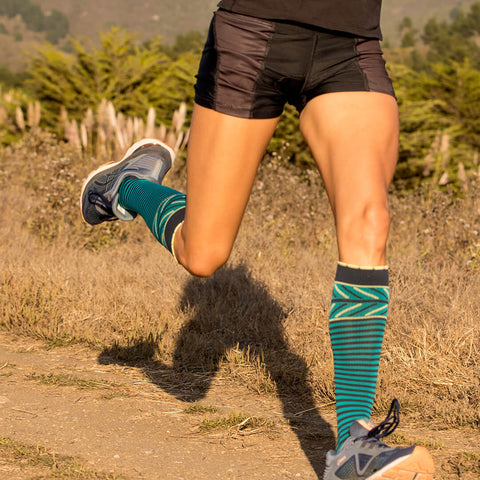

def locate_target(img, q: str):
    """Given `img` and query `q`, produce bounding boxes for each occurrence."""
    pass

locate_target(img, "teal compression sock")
[118,178,185,253]
[329,263,389,451]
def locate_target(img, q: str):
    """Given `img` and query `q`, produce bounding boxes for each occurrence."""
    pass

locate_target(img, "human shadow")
[98,264,335,476]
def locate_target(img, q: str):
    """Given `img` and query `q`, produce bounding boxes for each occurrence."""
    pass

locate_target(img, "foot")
[323,400,435,480]
[80,138,175,225]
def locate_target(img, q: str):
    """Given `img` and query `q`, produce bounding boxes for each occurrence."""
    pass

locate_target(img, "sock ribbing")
[329,264,389,450]
[152,196,186,252]
[119,178,186,252]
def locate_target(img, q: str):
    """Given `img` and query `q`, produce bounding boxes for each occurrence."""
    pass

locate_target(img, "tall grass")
[0,129,478,431]
[6,93,189,159]
[1,90,476,191]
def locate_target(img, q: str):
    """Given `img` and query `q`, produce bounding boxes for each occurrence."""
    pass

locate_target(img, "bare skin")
[174,104,280,277]
[300,92,399,266]
[174,92,399,276]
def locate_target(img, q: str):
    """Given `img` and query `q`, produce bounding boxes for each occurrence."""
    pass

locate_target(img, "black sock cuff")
[335,263,389,286]
[164,207,186,253]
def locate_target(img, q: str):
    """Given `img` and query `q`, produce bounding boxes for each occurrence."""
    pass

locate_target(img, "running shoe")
[323,400,435,480]
[80,138,175,225]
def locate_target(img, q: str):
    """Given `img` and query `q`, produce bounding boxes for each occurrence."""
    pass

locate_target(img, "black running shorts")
[194,9,396,119]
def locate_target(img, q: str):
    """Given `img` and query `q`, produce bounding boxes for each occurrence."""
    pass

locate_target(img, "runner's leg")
[300,91,398,449]
[300,92,398,267]
[173,104,280,277]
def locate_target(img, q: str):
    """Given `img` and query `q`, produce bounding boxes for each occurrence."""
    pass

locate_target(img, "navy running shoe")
[323,400,435,480]
[80,138,175,225]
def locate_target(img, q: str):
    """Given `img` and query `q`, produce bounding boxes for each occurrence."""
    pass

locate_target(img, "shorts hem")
[304,86,396,107]
[322,86,396,98]
[194,98,283,119]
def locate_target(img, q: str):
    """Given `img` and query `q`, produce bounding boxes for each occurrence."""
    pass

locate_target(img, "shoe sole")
[79,138,176,225]
[369,446,435,480]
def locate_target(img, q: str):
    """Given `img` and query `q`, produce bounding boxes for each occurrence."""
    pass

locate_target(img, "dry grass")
[184,403,218,414]
[0,437,127,479]
[0,131,479,434]
[26,372,116,390]
[197,411,278,435]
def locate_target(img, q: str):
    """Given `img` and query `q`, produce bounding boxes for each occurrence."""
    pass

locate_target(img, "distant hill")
[381,0,478,43]
[1,0,479,72]
[36,0,218,43]
[35,0,480,44]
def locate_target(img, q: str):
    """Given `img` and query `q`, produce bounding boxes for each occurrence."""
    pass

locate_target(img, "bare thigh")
[300,92,399,266]
[175,104,279,277]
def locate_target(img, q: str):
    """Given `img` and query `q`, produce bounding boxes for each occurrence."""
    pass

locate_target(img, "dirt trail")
[0,333,477,480]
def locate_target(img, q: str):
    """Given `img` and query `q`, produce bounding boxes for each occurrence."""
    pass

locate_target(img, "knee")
[178,244,231,278]
[364,201,391,241]
[337,202,391,262]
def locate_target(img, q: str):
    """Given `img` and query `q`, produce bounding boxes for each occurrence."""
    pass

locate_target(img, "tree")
[401,30,416,48]
[398,16,417,48]
[26,28,197,130]
[44,10,70,44]
[0,0,27,17]
[22,3,44,32]
[158,30,205,60]
[421,4,480,68]
[390,60,480,187]
[0,0,69,42]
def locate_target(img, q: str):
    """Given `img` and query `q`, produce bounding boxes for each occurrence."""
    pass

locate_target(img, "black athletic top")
[216,0,383,39]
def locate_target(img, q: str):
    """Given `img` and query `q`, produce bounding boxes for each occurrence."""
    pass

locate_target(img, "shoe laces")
[367,398,400,440]
[90,193,109,209]
[89,193,115,219]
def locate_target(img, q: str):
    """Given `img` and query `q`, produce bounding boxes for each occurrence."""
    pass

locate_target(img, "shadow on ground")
[99,264,335,476]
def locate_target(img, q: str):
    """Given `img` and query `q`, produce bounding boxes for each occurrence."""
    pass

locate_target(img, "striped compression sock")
[118,178,186,253]
[329,263,389,451]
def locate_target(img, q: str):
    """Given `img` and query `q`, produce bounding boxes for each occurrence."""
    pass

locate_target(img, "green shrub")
[27,28,197,131]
